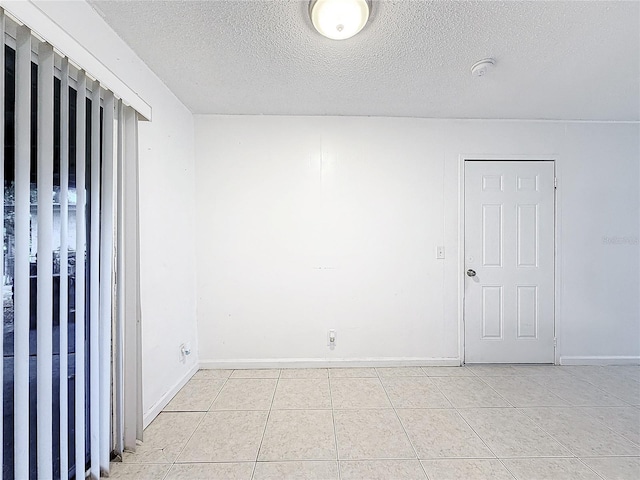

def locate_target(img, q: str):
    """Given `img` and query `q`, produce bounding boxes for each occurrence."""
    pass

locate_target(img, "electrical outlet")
[436,246,445,259]
[327,329,337,348]
[180,342,192,358]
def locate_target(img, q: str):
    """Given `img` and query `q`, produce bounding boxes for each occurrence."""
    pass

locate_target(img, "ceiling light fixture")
[309,0,372,40]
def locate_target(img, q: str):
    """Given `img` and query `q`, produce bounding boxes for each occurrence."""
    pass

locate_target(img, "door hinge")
[553,337,557,348]
[554,177,557,189]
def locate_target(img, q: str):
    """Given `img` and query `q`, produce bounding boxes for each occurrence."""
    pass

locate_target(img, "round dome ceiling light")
[471,58,496,77]
[309,0,372,40]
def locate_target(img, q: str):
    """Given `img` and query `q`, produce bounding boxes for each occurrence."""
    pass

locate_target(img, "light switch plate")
[436,246,445,259]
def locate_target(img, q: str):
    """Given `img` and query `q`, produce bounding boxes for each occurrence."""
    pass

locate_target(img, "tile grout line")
[327,372,341,480]
[452,402,502,462]
[573,372,637,406]
[444,373,575,468]
[516,407,581,458]
[152,369,231,480]
[424,370,505,473]
[470,373,519,408]
[516,404,640,458]
[425,365,480,378]
[555,369,635,407]
[376,369,430,480]
[421,371,474,476]
[523,376,584,407]
[456,394,576,461]
[571,406,640,447]
[430,374,515,411]
[513,404,584,458]
[444,369,588,477]
[493,458,518,480]
[250,369,281,480]
[426,372,460,410]
[474,373,572,407]
[575,457,607,480]
[158,370,234,480]
[570,366,640,404]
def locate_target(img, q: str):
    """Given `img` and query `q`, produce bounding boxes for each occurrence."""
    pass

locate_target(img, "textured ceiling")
[89,0,639,120]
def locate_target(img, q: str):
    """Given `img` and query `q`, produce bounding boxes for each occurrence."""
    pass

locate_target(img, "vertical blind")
[1,8,142,479]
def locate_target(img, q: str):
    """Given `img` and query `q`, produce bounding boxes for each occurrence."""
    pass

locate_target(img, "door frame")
[457,154,561,365]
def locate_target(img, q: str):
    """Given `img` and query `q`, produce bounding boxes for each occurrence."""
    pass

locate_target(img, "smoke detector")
[471,58,496,77]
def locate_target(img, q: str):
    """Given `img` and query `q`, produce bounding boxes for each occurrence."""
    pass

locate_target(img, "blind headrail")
[0,0,152,121]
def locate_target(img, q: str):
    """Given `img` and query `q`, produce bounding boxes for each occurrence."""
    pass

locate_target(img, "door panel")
[482,286,503,338]
[464,161,555,363]
[482,204,503,266]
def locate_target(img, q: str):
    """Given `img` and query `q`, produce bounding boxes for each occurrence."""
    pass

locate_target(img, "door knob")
[466,269,476,277]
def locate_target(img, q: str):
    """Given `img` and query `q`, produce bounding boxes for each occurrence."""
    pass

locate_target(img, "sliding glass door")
[1,7,142,478]
[2,43,93,479]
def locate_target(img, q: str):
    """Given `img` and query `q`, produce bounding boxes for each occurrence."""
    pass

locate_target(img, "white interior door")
[464,160,555,363]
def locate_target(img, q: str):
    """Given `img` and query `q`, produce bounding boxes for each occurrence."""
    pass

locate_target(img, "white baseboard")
[559,356,640,366]
[143,362,199,428]
[199,357,461,369]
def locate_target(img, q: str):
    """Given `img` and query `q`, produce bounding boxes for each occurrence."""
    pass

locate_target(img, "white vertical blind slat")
[13,24,32,480]
[59,55,70,479]
[36,40,55,480]
[75,70,87,478]
[89,80,101,480]
[0,8,5,473]
[114,99,125,455]
[132,112,143,443]
[99,91,115,473]
[121,104,141,449]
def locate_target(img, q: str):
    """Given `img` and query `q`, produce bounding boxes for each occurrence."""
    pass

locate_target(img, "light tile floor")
[107,365,640,479]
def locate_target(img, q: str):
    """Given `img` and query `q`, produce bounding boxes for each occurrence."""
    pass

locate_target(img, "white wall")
[195,116,639,366]
[28,1,199,422]
[558,124,640,361]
